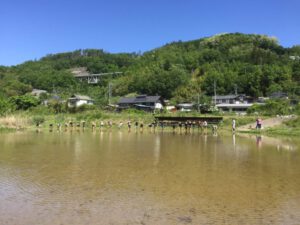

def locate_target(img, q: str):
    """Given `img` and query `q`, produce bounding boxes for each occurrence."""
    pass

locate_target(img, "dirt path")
[238,116,292,131]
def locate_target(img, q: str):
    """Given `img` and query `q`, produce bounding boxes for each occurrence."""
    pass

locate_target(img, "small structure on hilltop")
[118,95,164,111]
[71,67,122,84]
[68,94,94,108]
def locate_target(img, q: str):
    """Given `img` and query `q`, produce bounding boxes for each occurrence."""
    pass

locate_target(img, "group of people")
[231,117,263,132]
[46,118,264,133]
[46,119,218,133]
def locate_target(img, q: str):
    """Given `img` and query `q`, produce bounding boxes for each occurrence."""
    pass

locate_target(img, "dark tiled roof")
[269,92,288,98]
[118,95,161,104]
[214,94,245,100]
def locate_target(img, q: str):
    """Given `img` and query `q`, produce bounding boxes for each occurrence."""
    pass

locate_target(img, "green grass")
[1,109,299,137]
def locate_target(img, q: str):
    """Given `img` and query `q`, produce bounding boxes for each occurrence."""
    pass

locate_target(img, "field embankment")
[237,116,299,136]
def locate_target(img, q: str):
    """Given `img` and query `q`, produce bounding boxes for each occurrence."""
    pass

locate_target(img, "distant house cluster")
[28,85,290,114]
[211,91,289,113]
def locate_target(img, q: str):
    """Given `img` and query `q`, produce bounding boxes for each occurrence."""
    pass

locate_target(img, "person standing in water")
[232,119,236,132]
[256,118,262,130]
[100,120,104,130]
[118,121,123,129]
[127,120,131,132]
[139,121,144,132]
[203,121,208,132]
[135,121,139,132]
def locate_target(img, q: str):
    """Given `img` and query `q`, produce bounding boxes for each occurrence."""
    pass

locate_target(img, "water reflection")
[256,135,262,149]
[0,131,299,224]
[153,135,161,166]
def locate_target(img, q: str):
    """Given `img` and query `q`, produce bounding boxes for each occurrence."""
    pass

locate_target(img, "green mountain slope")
[0,33,299,104]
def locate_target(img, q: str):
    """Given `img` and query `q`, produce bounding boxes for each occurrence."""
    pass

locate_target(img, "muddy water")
[0,131,299,225]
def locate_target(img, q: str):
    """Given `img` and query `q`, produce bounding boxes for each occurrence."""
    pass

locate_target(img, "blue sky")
[1,0,300,66]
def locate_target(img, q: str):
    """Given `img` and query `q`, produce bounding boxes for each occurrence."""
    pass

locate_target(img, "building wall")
[155,102,163,109]
[68,100,93,108]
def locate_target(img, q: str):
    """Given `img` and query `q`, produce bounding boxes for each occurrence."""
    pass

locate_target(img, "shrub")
[9,94,40,110]
[48,100,67,114]
[32,116,45,125]
[247,99,292,116]
[0,98,15,115]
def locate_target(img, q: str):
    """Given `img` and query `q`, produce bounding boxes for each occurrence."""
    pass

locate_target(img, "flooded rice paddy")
[0,130,299,225]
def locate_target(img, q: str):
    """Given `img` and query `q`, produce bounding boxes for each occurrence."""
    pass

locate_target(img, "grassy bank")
[0,109,155,130]
[0,115,30,130]
[237,117,300,137]
[0,109,299,136]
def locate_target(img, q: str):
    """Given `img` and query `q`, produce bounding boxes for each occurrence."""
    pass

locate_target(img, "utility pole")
[234,84,238,95]
[214,80,217,105]
[197,93,200,113]
[108,82,112,105]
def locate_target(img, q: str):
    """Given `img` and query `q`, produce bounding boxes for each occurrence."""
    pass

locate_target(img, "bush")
[32,116,45,125]
[9,94,40,110]
[29,105,54,115]
[0,98,15,115]
[284,117,300,128]
[247,99,292,116]
[48,100,67,114]
[67,104,97,113]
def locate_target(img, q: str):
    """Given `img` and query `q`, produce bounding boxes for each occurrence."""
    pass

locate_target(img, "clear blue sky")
[1,0,300,66]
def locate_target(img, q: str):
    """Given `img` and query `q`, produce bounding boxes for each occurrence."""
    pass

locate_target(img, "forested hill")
[0,33,299,104]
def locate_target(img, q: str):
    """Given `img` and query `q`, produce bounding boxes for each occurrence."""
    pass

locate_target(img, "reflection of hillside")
[0,132,300,224]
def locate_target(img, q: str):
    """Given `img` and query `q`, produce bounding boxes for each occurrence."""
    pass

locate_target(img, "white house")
[68,94,94,108]
[31,89,48,97]
[176,103,194,112]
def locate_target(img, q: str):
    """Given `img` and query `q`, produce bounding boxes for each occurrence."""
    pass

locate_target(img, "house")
[269,91,288,99]
[68,94,94,108]
[215,103,254,113]
[176,103,194,112]
[118,95,164,111]
[212,94,251,104]
[213,94,254,113]
[31,89,48,97]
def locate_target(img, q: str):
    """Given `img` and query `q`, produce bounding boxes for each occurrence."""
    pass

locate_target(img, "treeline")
[0,33,300,113]
[114,33,300,101]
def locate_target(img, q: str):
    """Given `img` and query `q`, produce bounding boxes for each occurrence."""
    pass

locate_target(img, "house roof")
[216,103,253,109]
[69,94,93,101]
[118,95,161,104]
[176,103,194,108]
[269,91,288,98]
[71,67,90,77]
[31,89,48,95]
[213,94,245,100]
